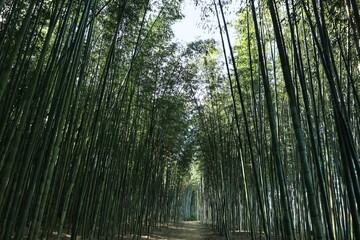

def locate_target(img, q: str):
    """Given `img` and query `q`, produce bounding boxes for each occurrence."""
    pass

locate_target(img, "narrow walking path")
[150,221,225,240]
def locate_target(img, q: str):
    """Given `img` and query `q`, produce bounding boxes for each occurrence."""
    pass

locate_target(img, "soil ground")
[56,221,254,239]
[149,221,224,239]
[147,221,253,240]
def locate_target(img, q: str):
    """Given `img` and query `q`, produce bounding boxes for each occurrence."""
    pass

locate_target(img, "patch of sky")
[171,0,238,44]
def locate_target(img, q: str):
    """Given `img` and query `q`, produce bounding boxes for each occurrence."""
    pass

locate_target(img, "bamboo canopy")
[0,0,359,239]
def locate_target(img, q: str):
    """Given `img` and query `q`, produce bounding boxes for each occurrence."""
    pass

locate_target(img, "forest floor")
[144,221,253,240]
[55,221,255,239]
[148,221,224,239]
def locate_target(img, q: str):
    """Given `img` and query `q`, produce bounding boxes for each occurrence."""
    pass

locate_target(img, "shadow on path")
[150,221,225,240]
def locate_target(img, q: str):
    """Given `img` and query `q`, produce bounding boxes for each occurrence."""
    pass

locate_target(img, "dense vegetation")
[0,0,359,239]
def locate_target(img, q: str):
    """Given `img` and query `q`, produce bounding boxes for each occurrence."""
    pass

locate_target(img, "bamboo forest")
[0,0,359,239]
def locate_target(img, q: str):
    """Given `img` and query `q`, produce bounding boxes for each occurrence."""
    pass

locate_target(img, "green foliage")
[188,215,197,221]
[0,0,359,239]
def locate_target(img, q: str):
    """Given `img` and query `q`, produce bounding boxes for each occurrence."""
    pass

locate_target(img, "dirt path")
[149,221,226,240]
